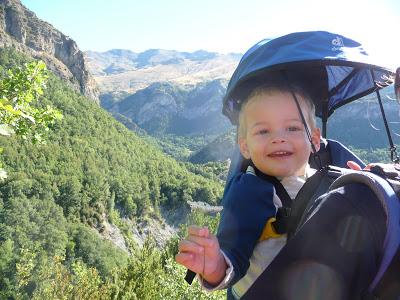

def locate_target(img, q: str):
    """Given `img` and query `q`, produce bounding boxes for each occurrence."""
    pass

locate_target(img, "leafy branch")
[0,60,62,143]
[0,60,63,180]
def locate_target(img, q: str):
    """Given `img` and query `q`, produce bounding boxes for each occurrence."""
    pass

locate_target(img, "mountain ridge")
[85,48,241,95]
[0,0,99,101]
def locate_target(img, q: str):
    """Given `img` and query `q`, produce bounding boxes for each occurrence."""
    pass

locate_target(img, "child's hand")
[175,225,227,285]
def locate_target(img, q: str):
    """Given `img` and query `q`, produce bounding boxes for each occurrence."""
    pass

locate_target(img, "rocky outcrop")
[111,79,232,136]
[0,0,99,102]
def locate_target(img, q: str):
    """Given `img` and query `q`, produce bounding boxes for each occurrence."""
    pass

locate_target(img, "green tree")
[31,255,113,300]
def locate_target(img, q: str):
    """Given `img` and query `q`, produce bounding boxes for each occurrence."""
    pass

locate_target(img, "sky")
[20,0,400,69]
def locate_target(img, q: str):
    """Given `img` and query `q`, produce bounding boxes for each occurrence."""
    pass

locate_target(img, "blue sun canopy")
[223,31,395,125]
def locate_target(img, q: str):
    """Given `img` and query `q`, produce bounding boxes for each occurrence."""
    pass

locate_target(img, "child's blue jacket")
[216,171,277,285]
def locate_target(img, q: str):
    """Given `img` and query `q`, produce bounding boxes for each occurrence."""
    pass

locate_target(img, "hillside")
[327,88,400,149]
[0,49,225,298]
[108,79,232,136]
[189,129,236,164]
[0,48,224,227]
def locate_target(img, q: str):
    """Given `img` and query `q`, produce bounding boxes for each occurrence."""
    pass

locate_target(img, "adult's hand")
[347,160,400,178]
[347,160,363,170]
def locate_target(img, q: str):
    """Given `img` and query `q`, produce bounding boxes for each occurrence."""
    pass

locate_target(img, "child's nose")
[271,133,287,144]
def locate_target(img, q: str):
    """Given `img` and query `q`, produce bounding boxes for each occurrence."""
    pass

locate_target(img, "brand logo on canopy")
[331,36,344,51]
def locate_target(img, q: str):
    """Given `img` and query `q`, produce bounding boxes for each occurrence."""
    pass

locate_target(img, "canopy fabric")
[223,31,395,125]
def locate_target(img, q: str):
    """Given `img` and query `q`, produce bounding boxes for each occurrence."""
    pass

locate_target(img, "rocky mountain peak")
[0,0,99,102]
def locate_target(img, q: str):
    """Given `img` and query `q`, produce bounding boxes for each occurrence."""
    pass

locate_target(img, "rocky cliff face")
[0,0,99,102]
[110,79,232,136]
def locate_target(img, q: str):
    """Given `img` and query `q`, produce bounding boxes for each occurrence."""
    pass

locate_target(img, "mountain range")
[85,48,241,95]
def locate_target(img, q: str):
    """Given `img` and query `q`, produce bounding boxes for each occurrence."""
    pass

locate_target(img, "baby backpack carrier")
[259,163,400,299]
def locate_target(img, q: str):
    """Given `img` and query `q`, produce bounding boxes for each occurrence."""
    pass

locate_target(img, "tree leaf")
[0,124,15,136]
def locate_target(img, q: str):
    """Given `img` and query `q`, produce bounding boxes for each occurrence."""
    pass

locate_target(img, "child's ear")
[238,137,251,159]
[311,127,321,153]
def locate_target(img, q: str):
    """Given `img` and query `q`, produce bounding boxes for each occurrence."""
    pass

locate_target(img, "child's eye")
[288,126,302,132]
[256,129,269,135]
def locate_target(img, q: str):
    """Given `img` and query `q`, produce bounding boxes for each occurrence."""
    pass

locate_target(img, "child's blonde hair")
[238,83,317,138]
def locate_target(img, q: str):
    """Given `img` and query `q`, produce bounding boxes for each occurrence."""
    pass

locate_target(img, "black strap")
[309,139,331,170]
[272,207,291,234]
[371,70,400,164]
[286,168,332,239]
[185,269,196,285]
[253,165,292,234]
[253,168,292,208]
[395,67,400,101]
[281,70,318,155]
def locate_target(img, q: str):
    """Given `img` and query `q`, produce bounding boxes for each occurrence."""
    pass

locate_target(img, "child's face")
[239,91,321,177]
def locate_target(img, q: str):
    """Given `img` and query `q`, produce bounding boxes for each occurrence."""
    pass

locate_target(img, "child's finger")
[178,239,205,254]
[175,252,194,265]
[188,225,210,237]
[187,234,214,249]
[175,253,202,273]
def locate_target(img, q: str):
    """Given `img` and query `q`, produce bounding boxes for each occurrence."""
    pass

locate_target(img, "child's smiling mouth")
[268,151,293,158]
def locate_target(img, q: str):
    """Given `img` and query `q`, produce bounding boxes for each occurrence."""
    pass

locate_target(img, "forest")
[0,48,227,299]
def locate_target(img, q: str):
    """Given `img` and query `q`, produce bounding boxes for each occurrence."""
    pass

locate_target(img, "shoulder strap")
[287,166,348,239]
[253,168,292,207]
[286,167,328,239]
[309,139,331,169]
[330,170,400,299]
[255,165,343,236]
[253,166,292,234]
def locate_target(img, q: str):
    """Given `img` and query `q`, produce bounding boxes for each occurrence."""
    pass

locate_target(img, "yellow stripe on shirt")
[258,217,283,241]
